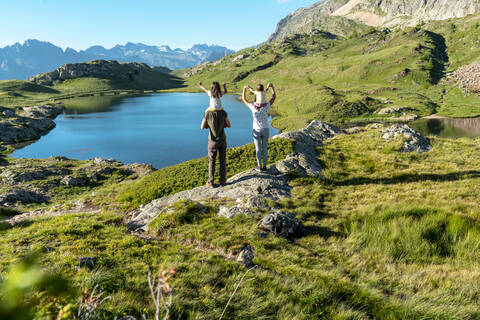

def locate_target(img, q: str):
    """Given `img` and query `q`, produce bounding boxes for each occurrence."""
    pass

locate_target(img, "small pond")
[410,117,480,139]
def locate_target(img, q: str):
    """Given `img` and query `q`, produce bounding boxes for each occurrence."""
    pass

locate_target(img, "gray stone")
[377,106,411,115]
[61,175,90,187]
[258,212,303,239]
[218,206,257,218]
[236,244,255,268]
[91,157,122,166]
[381,124,432,153]
[0,167,54,184]
[0,189,49,206]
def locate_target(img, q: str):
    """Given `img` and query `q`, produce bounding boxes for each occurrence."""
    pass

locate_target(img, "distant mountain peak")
[0,40,235,80]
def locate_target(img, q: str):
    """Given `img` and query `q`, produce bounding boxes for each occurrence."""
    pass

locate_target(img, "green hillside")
[0,60,183,107]
[173,14,480,131]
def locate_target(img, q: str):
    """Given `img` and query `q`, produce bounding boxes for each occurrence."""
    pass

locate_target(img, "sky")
[0,0,320,51]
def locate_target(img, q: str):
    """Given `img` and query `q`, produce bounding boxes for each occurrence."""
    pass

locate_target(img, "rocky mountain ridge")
[27,60,169,85]
[268,0,480,41]
[0,39,234,80]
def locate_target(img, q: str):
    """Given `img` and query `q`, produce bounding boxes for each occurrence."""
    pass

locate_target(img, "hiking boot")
[261,167,267,172]
[206,181,214,188]
[220,181,227,187]
[254,166,262,172]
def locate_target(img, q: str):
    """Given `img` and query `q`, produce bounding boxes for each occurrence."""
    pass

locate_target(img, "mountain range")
[0,39,234,80]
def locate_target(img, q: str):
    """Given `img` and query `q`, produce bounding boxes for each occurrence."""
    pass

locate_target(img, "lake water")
[410,117,480,139]
[13,93,279,168]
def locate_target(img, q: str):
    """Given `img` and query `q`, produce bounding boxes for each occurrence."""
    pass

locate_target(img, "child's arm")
[198,82,209,93]
[268,83,276,106]
[222,82,228,95]
[201,118,208,129]
[225,116,231,128]
[247,86,255,94]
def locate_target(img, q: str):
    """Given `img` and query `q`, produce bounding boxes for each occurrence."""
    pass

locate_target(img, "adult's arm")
[199,82,209,93]
[201,118,208,129]
[242,86,251,106]
[268,83,276,106]
[222,82,228,95]
[225,116,231,128]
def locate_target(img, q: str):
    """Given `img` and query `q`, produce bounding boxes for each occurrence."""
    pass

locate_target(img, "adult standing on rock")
[242,83,276,172]
[200,81,231,187]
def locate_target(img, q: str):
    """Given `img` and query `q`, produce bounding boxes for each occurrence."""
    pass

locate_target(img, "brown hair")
[211,82,222,98]
[256,84,264,92]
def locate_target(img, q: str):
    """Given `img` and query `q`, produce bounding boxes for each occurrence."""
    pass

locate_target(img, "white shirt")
[207,90,223,109]
[253,91,266,104]
[247,102,270,130]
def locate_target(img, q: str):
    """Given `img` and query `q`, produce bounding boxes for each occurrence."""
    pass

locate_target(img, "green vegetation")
[2,128,480,318]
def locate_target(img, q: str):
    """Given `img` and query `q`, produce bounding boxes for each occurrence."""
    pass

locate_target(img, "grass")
[3,128,480,318]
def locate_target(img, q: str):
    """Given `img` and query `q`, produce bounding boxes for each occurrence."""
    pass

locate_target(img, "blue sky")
[0,0,319,51]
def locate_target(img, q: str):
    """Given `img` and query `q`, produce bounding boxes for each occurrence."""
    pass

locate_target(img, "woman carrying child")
[242,82,276,172]
[199,81,231,187]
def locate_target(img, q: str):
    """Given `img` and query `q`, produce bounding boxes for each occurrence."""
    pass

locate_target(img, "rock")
[377,106,411,115]
[396,114,419,121]
[218,206,257,218]
[0,104,63,145]
[258,212,303,239]
[60,176,90,187]
[0,167,55,184]
[123,163,156,177]
[79,257,97,270]
[381,124,432,153]
[232,54,249,63]
[345,126,365,134]
[91,157,122,166]
[274,120,342,176]
[236,244,255,268]
[0,189,49,206]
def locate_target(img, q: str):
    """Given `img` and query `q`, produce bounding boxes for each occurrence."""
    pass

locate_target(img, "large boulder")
[381,124,432,153]
[258,212,303,239]
[0,189,49,206]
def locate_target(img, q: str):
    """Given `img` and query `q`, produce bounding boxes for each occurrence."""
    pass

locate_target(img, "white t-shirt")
[247,102,270,130]
[254,91,266,104]
[207,90,223,109]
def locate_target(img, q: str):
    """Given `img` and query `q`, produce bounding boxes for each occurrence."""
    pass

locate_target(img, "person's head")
[256,84,264,92]
[211,82,222,98]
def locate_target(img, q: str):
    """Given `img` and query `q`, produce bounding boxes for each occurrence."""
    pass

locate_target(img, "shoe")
[254,166,262,172]
[206,182,214,188]
[261,167,267,172]
[220,181,227,187]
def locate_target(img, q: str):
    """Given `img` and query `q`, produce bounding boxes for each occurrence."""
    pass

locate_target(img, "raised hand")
[199,81,203,86]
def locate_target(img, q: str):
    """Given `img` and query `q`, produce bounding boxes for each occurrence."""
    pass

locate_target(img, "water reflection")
[411,117,480,139]
[62,95,136,114]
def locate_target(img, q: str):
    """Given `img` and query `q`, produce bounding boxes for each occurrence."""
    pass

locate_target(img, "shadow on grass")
[333,170,480,186]
[302,225,343,239]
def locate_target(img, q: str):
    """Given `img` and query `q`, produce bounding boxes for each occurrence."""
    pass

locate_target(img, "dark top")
[204,109,228,142]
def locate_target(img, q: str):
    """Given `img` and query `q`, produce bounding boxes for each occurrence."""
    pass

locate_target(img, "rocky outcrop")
[28,60,153,85]
[452,62,480,91]
[268,0,480,41]
[382,124,432,153]
[0,104,64,146]
[127,121,342,232]
[258,212,303,239]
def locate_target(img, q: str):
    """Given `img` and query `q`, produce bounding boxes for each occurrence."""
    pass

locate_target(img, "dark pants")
[208,139,227,184]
